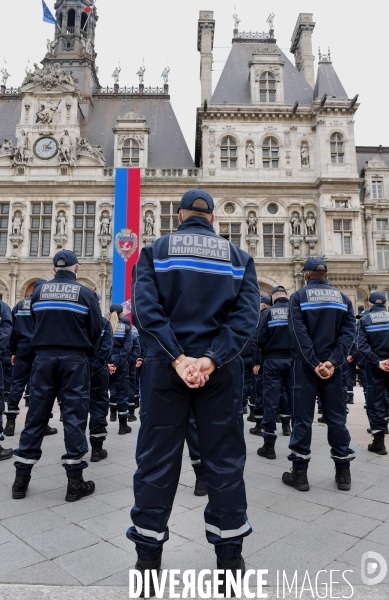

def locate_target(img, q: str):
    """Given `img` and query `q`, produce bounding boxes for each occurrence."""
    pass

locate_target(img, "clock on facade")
[34,137,58,160]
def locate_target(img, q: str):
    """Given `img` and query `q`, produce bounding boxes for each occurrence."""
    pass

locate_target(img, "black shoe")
[0,444,14,461]
[134,557,161,598]
[216,556,245,597]
[119,419,132,435]
[257,443,276,460]
[282,422,291,436]
[128,413,138,422]
[249,423,262,436]
[134,394,140,409]
[347,398,354,405]
[4,419,15,437]
[282,468,310,491]
[12,474,31,499]
[246,413,256,423]
[194,475,208,496]
[65,477,95,502]
[318,415,327,424]
[110,409,117,422]
[318,408,323,415]
[335,466,351,491]
[44,425,58,436]
[90,448,108,462]
[368,431,387,455]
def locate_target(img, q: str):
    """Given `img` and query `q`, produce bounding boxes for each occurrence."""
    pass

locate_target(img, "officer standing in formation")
[0,298,12,459]
[129,189,260,595]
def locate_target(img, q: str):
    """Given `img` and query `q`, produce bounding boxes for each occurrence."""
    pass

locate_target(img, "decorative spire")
[318,47,331,63]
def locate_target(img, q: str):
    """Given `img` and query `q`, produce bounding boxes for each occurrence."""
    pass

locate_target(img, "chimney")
[197,11,215,106]
[290,13,316,89]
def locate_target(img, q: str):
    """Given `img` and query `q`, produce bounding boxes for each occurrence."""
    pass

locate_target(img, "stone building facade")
[0,3,387,313]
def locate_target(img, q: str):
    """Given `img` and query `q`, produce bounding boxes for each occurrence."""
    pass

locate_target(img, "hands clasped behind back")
[173,356,216,388]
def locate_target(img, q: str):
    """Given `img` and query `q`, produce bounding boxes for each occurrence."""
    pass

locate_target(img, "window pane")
[275,237,284,257]
[334,232,342,254]
[331,155,336,164]
[75,204,84,214]
[230,235,240,247]
[41,232,51,257]
[85,232,94,256]
[1,204,9,215]
[338,155,344,164]
[32,204,41,215]
[221,149,228,157]
[161,203,170,215]
[263,224,273,233]
[123,150,131,158]
[86,217,95,229]
[231,224,241,233]
[272,160,279,168]
[161,217,170,229]
[333,220,341,231]
[230,159,237,168]
[172,202,180,213]
[269,92,276,102]
[42,217,52,229]
[220,224,229,234]
[87,204,96,214]
[344,235,351,254]
[263,236,273,257]
[274,224,284,234]
[74,217,83,229]
[172,216,179,230]
[43,204,52,215]
[0,218,8,229]
[74,232,83,255]
[343,221,351,231]
[31,217,40,229]
[230,149,237,157]
[30,232,39,256]
[132,149,139,158]
[263,161,269,168]
[221,161,228,168]
[0,232,7,256]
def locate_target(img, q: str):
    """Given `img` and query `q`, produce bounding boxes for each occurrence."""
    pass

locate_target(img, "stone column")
[99,269,107,314]
[365,214,375,268]
[197,11,215,106]
[8,267,18,306]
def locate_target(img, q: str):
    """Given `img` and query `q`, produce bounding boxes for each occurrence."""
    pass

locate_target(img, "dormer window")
[330,133,344,164]
[221,136,237,168]
[260,72,276,102]
[122,139,139,167]
[262,137,279,169]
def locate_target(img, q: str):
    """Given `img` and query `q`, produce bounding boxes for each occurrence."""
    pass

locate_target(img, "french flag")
[84,1,95,13]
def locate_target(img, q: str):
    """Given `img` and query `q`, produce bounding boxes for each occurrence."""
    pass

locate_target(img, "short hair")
[192,198,209,211]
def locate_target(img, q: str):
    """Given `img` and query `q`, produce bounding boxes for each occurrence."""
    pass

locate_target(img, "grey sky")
[1,0,388,159]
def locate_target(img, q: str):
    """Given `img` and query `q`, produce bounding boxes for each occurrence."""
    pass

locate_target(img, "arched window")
[67,9,75,32]
[122,139,140,167]
[58,13,63,29]
[81,12,88,31]
[220,136,237,168]
[356,290,366,315]
[262,137,279,169]
[260,72,276,102]
[330,133,344,164]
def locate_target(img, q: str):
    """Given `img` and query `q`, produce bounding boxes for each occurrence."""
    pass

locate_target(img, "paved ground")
[0,386,389,599]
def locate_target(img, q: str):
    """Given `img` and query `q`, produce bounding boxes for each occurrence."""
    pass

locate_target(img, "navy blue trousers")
[0,359,4,438]
[262,358,292,444]
[253,370,263,419]
[288,359,355,467]
[242,358,253,407]
[109,363,129,418]
[127,357,250,560]
[128,362,137,411]
[14,355,90,477]
[186,409,203,477]
[365,363,389,433]
[89,367,110,448]
[0,349,12,394]
[5,347,35,420]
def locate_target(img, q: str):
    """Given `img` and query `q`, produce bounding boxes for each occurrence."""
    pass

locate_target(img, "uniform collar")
[54,270,77,282]
[306,279,328,286]
[274,297,289,305]
[370,304,387,312]
[177,217,215,233]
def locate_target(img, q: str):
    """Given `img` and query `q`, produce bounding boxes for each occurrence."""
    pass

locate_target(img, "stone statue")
[12,211,23,235]
[46,39,56,54]
[56,211,67,236]
[291,214,301,236]
[246,215,258,236]
[58,130,75,166]
[36,98,60,124]
[144,214,155,236]
[245,143,255,167]
[161,66,170,85]
[112,65,121,85]
[233,13,241,28]
[0,139,13,155]
[12,131,31,165]
[137,65,146,84]
[22,63,76,89]
[1,67,10,86]
[77,138,106,165]
[301,143,309,166]
[100,212,111,235]
[364,180,371,199]
[306,214,316,236]
[266,12,275,31]
[85,39,93,55]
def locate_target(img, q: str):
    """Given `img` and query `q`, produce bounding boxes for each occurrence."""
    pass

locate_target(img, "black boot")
[44,425,58,436]
[24,396,29,407]
[90,447,108,462]
[282,468,310,492]
[128,411,138,422]
[216,556,246,597]
[110,408,117,422]
[194,474,208,496]
[246,412,256,423]
[243,406,248,415]
[119,419,132,435]
[65,476,95,502]
[318,415,327,424]
[12,474,31,499]
[0,444,13,461]
[282,421,291,436]
[249,422,262,436]
[335,465,351,491]
[276,414,281,423]
[257,442,276,460]
[367,426,389,434]
[368,431,387,455]
[4,419,15,437]
[134,557,161,598]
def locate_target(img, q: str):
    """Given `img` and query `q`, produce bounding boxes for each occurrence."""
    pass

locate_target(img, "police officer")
[122,317,140,422]
[108,305,132,435]
[357,292,389,455]
[285,258,355,492]
[256,286,292,460]
[128,189,260,595]
[250,296,271,434]
[0,299,12,460]
[89,315,113,461]
[12,250,102,501]
[4,279,57,437]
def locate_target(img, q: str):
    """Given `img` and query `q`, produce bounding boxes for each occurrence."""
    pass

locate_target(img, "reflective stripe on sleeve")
[135,526,165,541]
[205,521,251,539]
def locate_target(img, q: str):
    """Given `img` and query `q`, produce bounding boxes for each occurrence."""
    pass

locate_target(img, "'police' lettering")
[40,283,80,302]
[271,307,288,320]
[22,299,31,310]
[370,311,389,324]
[168,234,231,261]
[306,289,343,303]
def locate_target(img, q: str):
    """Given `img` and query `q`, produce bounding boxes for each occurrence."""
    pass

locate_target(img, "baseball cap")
[177,189,214,214]
[302,258,328,272]
[369,292,386,304]
[53,250,78,268]
[271,285,287,295]
[110,304,124,314]
[261,296,272,306]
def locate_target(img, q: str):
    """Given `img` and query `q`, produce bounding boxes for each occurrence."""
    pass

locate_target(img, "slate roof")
[356,149,389,176]
[0,97,22,143]
[210,42,313,106]
[313,61,348,100]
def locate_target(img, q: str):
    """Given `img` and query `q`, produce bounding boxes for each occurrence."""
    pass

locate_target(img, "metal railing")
[96,86,167,95]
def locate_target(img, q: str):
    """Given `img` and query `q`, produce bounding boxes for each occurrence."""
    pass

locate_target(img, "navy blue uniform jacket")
[110,319,132,368]
[30,271,102,355]
[357,305,389,366]
[132,216,260,366]
[257,297,292,359]
[0,301,12,351]
[9,297,34,355]
[289,279,355,370]
[90,317,113,376]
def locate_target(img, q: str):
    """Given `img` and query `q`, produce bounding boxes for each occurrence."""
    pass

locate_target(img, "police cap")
[110,303,124,314]
[271,285,287,295]
[302,258,328,272]
[33,279,46,290]
[53,250,78,268]
[177,189,214,214]
[369,292,386,305]
[261,296,272,306]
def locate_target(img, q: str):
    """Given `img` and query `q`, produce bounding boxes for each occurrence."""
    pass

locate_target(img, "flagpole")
[82,12,92,32]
